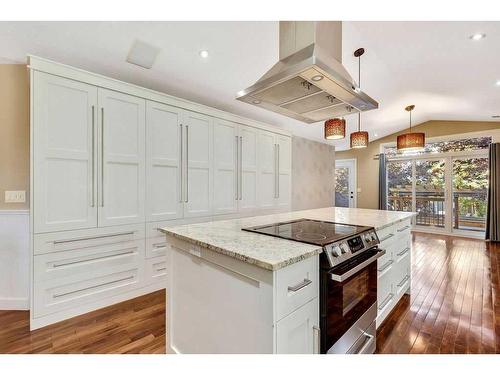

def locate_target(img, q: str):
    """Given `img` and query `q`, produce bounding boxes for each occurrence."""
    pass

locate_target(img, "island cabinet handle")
[313,325,321,354]
[378,259,393,273]
[397,247,410,257]
[378,293,394,311]
[380,233,394,242]
[397,225,411,232]
[287,278,312,293]
[397,275,410,287]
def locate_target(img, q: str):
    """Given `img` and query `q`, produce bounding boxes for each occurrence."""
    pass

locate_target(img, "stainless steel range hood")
[236,21,378,124]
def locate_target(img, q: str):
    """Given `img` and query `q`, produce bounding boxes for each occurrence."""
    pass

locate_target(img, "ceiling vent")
[126,39,160,69]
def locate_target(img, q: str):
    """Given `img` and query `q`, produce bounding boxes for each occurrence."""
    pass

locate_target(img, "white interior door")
[213,118,238,215]
[97,89,146,227]
[276,135,292,209]
[146,101,183,222]
[239,125,259,212]
[257,131,277,209]
[183,111,213,218]
[335,159,356,208]
[33,72,98,233]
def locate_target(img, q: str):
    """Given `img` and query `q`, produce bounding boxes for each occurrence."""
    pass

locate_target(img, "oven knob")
[371,233,377,241]
[340,243,348,254]
[331,246,340,257]
[363,233,370,242]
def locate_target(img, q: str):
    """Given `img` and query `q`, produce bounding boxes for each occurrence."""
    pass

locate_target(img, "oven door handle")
[329,249,386,282]
[349,331,375,354]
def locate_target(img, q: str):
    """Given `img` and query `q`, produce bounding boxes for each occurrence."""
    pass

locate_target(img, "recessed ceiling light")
[252,99,261,104]
[374,133,378,137]
[311,75,324,81]
[496,80,500,86]
[199,50,209,58]
[470,33,486,40]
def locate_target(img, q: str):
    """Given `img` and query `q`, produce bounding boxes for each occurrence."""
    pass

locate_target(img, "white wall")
[0,210,29,310]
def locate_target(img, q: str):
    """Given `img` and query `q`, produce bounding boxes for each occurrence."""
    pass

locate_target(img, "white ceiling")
[1,21,499,150]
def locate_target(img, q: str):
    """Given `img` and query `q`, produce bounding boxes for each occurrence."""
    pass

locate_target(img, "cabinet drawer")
[377,270,394,317]
[376,225,396,245]
[34,224,145,255]
[377,245,394,279]
[146,237,168,258]
[394,261,410,296]
[145,257,167,286]
[395,219,412,237]
[275,255,318,321]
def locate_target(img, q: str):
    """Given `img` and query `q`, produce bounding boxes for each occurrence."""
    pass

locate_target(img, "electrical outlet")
[5,190,26,203]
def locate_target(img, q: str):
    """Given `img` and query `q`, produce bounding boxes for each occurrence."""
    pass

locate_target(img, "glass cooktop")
[242,219,372,246]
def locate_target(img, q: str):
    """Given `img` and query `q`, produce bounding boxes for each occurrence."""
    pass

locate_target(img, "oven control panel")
[324,229,379,267]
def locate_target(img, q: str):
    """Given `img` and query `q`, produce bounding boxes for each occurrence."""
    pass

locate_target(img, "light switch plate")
[5,190,26,203]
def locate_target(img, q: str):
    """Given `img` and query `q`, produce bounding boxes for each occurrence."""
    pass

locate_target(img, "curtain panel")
[378,153,387,210]
[486,143,500,241]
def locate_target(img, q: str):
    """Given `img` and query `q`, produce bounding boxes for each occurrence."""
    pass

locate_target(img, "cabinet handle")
[276,143,280,199]
[378,293,394,311]
[53,275,134,299]
[179,124,183,203]
[380,233,394,242]
[397,247,410,257]
[274,144,278,198]
[52,249,135,268]
[153,242,167,249]
[185,125,189,203]
[287,278,312,292]
[239,136,243,200]
[397,225,410,232]
[100,107,105,207]
[53,231,135,244]
[235,135,239,201]
[91,105,95,207]
[378,259,393,273]
[397,275,410,287]
[313,325,321,354]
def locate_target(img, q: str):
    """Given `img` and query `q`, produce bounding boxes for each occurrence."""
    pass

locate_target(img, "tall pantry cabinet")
[29,56,292,330]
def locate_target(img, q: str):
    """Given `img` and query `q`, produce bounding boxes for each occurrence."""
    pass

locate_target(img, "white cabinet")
[276,298,319,354]
[97,89,146,227]
[238,125,259,212]
[146,101,184,221]
[33,72,98,233]
[257,130,291,210]
[183,111,213,218]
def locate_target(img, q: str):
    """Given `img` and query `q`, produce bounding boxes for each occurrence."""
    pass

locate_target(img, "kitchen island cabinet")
[160,207,415,354]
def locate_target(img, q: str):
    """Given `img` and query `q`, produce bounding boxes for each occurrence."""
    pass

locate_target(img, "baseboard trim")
[0,297,30,310]
[0,209,29,215]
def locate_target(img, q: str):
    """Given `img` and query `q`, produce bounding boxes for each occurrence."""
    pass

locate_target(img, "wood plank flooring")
[376,232,499,354]
[0,289,166,354]
[0,232,498,354]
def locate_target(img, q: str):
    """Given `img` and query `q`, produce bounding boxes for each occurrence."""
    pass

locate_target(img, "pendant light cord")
[358,52,361,132]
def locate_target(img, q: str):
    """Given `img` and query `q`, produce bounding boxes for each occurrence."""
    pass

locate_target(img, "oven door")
[320,248,385,354]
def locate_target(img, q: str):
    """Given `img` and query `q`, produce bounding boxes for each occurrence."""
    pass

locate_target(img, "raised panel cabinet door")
[146,101,183,222]
[276,298,319,354]
[238,125,259,213]
[183,111,213,218]
[257,130,277,209]
[276,135,292,208]
[213,119,238,215]
[97,89,146,227]
[33,72,98,233]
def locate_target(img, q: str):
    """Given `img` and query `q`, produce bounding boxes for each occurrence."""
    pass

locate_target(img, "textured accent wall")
[292,136,335,211]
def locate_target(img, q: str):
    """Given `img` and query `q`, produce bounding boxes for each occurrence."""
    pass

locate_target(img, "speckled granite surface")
[160,207,416,271]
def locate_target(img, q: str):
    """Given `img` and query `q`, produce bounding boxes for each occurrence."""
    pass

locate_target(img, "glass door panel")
[452,157,488,232]
[386,160,412,212]
[415,159,446,228]
[335,167,349,207]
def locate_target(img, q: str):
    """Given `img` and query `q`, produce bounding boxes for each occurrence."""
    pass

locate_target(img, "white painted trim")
[27,55,292,138]
[0,297,29,310]
[0,210,29,215]
[411,228,485,240]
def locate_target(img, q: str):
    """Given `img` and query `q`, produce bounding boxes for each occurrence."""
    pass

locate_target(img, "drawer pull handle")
[397,225,411,232]
[380,233,394,242]
[397,275,410,287]
[53,275,135,299]
[287,278,312,293]
[153,243,167,249]
[313,325,321,354]
[52,249,135,268]
[378,260,393,273]
[397,247,410,257]
[53,231,135,245]
[378,293,394,311]
[156,267,167,272]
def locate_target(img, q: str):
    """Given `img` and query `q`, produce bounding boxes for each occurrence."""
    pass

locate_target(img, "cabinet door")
[183,111,213,218]
[97,89,146,227]
[257,130,277,209]
[33,72,98,233]
[213,119,238,215]
[276,298,319,354]
[146,101,183,222]
[276,135,292,209]
[239,125,259,213]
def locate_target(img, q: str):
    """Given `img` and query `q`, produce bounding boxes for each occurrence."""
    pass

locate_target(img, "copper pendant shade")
[397,105,425,151]
[324,118,346,140]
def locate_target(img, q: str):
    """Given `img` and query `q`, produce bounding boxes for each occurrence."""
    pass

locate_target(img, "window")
[384,136,490,236]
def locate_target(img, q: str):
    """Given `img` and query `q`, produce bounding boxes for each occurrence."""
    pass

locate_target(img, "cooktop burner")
[242,219,372,246]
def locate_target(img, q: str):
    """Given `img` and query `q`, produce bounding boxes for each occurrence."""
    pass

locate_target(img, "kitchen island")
[160,207,415,354]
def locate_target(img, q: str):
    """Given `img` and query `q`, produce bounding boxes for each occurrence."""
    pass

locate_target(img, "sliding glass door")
[415,159,446,229]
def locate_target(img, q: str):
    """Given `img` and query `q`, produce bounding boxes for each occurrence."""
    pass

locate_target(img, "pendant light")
[324,118,346,140]
[397,105,425,151]
[350,48,368,149]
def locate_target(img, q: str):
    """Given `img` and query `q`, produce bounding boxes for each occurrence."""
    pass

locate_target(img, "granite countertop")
[159,207,416,271]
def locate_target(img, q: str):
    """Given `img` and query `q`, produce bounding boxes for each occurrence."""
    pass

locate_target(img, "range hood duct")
[236,21,378,124]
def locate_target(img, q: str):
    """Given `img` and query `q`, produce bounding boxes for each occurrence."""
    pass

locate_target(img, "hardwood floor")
[376,232,499,354]
[0,290,166,354]
[1,232,498,354]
